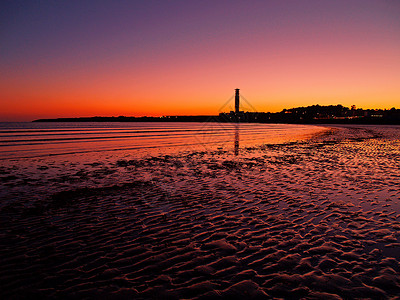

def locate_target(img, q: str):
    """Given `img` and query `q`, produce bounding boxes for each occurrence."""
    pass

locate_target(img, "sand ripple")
[1,125,400,298]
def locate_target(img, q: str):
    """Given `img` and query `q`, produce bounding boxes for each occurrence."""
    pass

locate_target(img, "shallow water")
[1,124,400,299]
[0,122,327,208]
[0,122,325,159]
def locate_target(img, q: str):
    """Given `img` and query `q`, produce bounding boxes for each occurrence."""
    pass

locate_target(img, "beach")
[1,124,400,299]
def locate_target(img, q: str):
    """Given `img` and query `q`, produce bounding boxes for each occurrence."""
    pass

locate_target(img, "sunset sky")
[1,0,399,121]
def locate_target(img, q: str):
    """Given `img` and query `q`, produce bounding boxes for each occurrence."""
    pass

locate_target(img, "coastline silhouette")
[33,105,400,124]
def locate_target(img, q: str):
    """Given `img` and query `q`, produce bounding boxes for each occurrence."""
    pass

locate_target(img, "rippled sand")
[1,125,400,299]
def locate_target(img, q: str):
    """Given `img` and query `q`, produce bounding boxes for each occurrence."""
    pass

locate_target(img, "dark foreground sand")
[1,125,400,299]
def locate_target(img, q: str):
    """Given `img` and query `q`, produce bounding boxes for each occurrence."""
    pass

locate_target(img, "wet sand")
[1,125,400,299]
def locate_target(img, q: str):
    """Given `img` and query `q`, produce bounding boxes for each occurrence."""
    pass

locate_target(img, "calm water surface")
[0,122,326,159]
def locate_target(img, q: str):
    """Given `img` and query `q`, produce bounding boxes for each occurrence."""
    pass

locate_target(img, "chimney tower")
[235,88,240,113]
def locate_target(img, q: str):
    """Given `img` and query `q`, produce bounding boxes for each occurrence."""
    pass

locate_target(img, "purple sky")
[1,0,399,120]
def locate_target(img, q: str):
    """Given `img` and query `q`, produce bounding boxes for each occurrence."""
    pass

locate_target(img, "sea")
[0,122,326,160]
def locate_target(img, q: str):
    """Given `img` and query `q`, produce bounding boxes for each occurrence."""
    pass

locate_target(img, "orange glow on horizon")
[1,1,399,121]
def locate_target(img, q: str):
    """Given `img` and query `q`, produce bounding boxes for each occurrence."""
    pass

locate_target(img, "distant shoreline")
[32,104,400,125]
[32,116,215,123]
[32,115,400,125]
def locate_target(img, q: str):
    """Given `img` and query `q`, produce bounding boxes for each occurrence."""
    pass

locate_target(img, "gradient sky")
[1,0,399,121]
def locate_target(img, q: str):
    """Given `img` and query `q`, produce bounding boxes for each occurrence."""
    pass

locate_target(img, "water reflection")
[0,122,326,160]
[234,124,239,156]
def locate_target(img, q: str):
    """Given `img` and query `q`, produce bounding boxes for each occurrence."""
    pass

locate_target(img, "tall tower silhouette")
[235,88,240,113]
